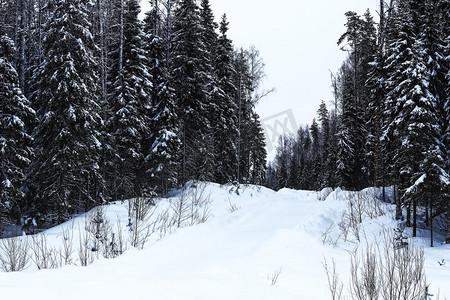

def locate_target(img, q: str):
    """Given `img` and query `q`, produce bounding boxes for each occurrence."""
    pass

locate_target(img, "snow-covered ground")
[0,182,448,299]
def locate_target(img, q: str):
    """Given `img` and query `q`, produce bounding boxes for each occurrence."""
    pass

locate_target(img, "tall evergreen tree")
[31,0,103,223]
[0,35,36,225]
[106,0,152,199]
[214,14,239,184]
[318,101,331,187]
[248,112,267,185]
[171,0,212,183]
[144,0,180,194]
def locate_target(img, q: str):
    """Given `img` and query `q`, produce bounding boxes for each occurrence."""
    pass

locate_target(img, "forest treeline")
[0,0,268,230]
[268,0,449,243]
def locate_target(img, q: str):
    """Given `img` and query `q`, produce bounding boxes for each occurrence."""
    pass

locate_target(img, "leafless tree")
[30,234,60,270]
[171,183,211,228]
[0,237,29,272]
[350,245,380,300]
[78,223,94,267]
[348,230,428,300]
[59,224,74,265]
[128,197,157,249]
[323,258,344,300]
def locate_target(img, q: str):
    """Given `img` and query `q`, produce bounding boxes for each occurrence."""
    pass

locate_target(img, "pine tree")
[337,11,376,189]
[318,101,331,187]
[248,112,267,185]
[440,0,450,244]
[366,51,386,188]
[419,0,450,243]
[310,119,321,190]
[214,14,239,184]
[107,0,152,199]
[275,136,290,190]
[144,0,180,194]
[31,0,103,223]
[171,0,211,183]
[0,35,36,225]
[337,63,358,190]
[383,0,447,236]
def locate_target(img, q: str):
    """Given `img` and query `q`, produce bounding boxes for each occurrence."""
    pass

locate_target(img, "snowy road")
[0,183,448,299]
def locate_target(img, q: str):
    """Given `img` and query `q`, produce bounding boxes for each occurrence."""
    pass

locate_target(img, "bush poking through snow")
[78,223,94,267]
[326,228,429,300]
[321,223,340,247]
[128,197,158,249]
[0,237,29,272]
[30,234,60,270]
[60,225,74,265]
[377,233,427,300]
[228,198,240,213]
[338,191,387,243]
[323,258,344,300]
[170,183,211,228]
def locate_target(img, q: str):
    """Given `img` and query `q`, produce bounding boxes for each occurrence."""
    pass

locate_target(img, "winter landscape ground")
[0,182,448,299]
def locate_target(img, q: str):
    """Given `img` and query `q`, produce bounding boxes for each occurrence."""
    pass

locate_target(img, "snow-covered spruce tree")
[193,0,221,182]
[336,63,358,190]
[300,127,313,190]
[440,0,450,244]
[143,0,180,194]
[383,0,448,236]
[30,0,104,224]
[337,10,377,190]
[248,112,267,185]
[106,0,152,200]
[366,50,387,190]
[213,14,239,184]
[143,0,162,36]
[287,136,301,189]
[420,0,450,243]
[317,101,331,188]
[171,0,211,184]
[274,136,290,190]
[383,0,421,226]
[0,35,36,226]
[309,119,321,190]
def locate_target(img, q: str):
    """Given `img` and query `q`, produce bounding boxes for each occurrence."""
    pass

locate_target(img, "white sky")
[211,0,377,122]
[210,0,378,158]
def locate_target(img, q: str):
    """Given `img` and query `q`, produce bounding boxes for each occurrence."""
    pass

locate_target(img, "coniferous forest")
[0,0,449,243]
[268,0,449,243]
[0,0,268,232]
[0,0,450,298]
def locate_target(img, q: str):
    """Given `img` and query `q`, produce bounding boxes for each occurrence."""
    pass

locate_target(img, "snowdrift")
[0,182,448,299]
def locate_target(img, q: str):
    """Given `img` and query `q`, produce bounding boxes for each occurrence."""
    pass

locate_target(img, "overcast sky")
[210,0,378,157]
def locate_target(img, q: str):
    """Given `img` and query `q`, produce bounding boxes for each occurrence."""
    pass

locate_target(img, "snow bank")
[0,182,448,299]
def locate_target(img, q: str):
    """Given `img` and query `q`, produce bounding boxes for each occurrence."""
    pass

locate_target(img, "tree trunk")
[378,0,385,52]
[406,199,411,227]
[446,199,450,244]
[412,198,417,237]
[395,185,402,220]
[429,196,433,247]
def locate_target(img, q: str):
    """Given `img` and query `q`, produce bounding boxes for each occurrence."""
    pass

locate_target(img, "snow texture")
[0,182,448,299]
